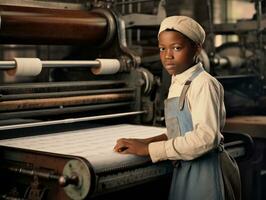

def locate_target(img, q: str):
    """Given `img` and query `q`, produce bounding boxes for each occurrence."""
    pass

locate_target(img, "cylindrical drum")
[0,6,116,46]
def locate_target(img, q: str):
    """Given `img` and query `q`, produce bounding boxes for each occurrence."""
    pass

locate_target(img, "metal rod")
[255,0,265,80]
[0,61,16,69]
[0,111,146,130]
[0,80,126,94]
[8,166,78,187]
[0,102,133,120]
[8,166,60,181]
[207,0,216,74]
[0,88,134,101]
[0,93,134,111]
[0,60,102,70]
[115,0,157,5]
[256,0,263,49]
[42,60,100,68]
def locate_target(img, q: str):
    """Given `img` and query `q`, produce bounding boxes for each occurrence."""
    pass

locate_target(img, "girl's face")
[158,30,199,75]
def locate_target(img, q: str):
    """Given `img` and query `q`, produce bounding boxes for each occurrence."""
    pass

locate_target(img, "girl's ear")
[193,44,202,63]
[196,44,202,55]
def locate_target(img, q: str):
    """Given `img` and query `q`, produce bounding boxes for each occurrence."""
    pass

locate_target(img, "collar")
[171,62,203,85]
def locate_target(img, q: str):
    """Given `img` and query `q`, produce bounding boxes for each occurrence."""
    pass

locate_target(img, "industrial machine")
[208,5,266,116]
[0,1,172,199]
[0,0,259,199]
[205,1,266,200]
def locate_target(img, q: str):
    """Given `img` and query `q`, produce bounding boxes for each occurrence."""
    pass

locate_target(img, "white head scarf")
[158,16,205,45]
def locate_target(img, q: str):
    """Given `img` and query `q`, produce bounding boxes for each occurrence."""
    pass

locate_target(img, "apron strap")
[179,65,204,111]
[179,80,191,110]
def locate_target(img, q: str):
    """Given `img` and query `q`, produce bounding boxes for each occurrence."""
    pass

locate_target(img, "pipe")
[0,102,133,120]
[0,111,146,131]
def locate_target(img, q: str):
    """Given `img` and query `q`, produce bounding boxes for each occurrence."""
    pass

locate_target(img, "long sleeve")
[149,73,225,163]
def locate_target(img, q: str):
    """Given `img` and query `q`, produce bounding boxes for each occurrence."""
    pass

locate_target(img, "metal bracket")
[122,0,166,28]
[24,175,47,200]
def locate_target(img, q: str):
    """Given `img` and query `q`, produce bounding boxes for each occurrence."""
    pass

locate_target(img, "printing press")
[0,0,258,200]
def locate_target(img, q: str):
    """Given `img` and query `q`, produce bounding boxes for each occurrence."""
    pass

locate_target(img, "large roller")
[0,6,116,45]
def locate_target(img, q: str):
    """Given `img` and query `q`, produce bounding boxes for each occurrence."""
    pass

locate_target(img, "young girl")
[114,16,241,200]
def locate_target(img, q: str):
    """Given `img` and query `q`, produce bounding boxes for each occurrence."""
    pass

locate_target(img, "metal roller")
[0,88,134,101]
[215,42,253,76]
[0,6,116,46]
[0,102,134,120]
[0,92,134,111]
[0,81,127,94]
[63,159,92,200]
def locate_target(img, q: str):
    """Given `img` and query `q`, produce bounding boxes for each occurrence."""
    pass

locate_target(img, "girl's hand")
[113,138,149,156]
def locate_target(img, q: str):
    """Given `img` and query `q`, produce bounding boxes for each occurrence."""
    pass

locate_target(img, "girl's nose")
[165,49,173,59]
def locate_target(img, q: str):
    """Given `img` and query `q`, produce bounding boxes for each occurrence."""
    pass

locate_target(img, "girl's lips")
[165,62,175,65]
[165,64,176,69]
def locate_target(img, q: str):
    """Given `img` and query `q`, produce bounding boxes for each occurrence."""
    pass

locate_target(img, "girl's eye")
[173,47,181,51]
[159,47,165,52]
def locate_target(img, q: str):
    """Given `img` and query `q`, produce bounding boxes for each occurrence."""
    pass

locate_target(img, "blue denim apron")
[165,68,225,200]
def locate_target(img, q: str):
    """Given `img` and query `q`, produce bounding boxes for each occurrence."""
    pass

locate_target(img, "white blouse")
[148,62,226,163]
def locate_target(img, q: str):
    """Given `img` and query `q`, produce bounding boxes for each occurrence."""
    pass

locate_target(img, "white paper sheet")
[0,124,166,173]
